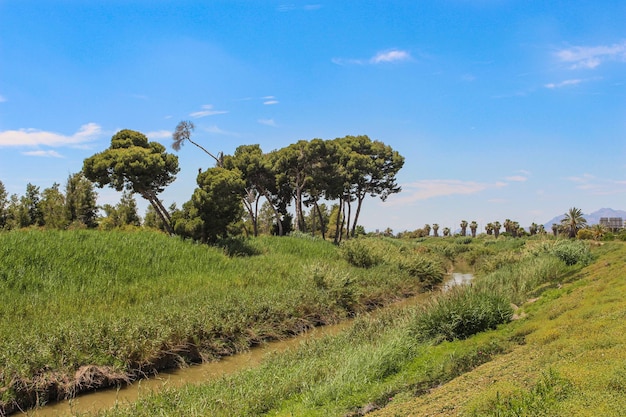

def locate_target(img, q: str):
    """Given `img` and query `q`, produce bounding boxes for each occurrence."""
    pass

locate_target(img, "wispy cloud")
[204,125,239,136]
[505,175,528,182]
[189,104,228,118]
[145,130,171,140]
[544,79,583,89]
[0,95,6,103]
[332,49,411,66]
[564,173,626,195]
[387,179,506,205]
[370,49,411,64]
[556,41,626,69]
[258,118,277,127]
[0,123,102,147]
[264,100,279,105]
[277,4,321,12]
[22,150,64,158]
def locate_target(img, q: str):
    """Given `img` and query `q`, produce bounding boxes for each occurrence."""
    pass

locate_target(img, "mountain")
[543,208,626,230]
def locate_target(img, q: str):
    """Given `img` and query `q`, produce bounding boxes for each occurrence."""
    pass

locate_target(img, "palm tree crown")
[560,207,587,238]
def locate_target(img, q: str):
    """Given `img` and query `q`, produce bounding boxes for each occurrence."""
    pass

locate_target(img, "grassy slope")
[0,230,441,414]
[372,242,626,416]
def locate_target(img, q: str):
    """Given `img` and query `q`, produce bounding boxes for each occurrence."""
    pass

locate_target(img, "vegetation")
[82,237,601,417]
[0,230,448,415]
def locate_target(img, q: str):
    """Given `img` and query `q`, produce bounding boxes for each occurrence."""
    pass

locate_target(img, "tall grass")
[91,237,593,417]
[0,230,439,413]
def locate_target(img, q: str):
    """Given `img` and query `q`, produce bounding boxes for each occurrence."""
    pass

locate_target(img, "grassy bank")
[1,230,449,414]
[90,238,596,416]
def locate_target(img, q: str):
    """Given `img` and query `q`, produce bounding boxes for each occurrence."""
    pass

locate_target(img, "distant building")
[599,217,623,232]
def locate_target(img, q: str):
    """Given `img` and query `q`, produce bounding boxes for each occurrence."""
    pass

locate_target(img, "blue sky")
[1,0,625,233]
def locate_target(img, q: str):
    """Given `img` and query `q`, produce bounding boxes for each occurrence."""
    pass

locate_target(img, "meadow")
[0,230,604,415]
[91,236,596,416]
[1,229,447,414]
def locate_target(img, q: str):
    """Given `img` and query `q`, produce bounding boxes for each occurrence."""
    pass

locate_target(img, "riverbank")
[1,230,450,415]
[86,237,594,416]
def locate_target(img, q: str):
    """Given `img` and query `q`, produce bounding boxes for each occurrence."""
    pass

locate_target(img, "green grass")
[88,237,593,417]
[0,229,444,414]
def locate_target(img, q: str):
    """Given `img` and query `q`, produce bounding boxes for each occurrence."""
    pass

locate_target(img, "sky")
[1,0,625,233]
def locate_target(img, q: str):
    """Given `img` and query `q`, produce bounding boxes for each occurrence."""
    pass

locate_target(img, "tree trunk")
[143,194,174,235]
[351,195,365,237]
[262,191,283,236]
[314,200,326,240]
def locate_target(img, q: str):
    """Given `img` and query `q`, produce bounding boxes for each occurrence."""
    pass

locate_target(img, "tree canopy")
[83,129,179,234]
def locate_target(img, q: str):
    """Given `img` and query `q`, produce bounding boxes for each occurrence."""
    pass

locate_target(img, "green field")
[0,230,615,416]
[0,229,446,414]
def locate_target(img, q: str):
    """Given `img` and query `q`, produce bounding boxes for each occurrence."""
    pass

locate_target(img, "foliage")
[560,206,587,239]
[549,240,593,266]
[83,129,179,234]
[339,238,383,268]
[411,286,513,342]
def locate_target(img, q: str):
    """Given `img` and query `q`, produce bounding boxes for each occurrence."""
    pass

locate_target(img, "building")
[599,217,623,233]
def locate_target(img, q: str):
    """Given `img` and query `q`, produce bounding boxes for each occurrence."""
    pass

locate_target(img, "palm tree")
[432,223,439,237]
[423,224,431,237]
[460,220,468,236]
[485,222,494,235]
[552,223,559,236]
[538,224,546,235]
[493,221,501,239]
[470,221,478,238]
[443,227,451,237]
[529,223,538,236]
[591,224,606,241]
[560,207,587,238]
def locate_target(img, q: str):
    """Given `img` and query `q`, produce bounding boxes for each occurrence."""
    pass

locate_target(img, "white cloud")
[370,49,411,64]
[387,179,506,205]
[0,123,102,147]
[332,49,411,66]
[544,79,583,89]
[258,118,277,127]
[204,125,239,136]
[564,173,626,195]
[22,150,64,158]
[556,41,626,69]
[145,130,171,140]
[190,104,228,118]
[264,100,279,105]
[277,4,321,12]
[505,175,528,182]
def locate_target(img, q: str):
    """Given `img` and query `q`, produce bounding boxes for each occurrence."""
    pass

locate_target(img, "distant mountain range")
[543,208,626,229]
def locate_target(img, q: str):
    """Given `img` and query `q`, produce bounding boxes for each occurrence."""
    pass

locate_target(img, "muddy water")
[28,272,473,417]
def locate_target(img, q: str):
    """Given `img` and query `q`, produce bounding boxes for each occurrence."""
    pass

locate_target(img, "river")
[26,272,473,416]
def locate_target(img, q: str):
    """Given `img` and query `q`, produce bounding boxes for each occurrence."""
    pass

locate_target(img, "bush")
[550,240,593,266]
[398,257,444,288]
[576,229,593,240]
[339,239,382,268]
[412,286,513,342]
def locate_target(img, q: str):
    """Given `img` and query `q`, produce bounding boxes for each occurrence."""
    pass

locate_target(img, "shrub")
[549,240,593,266]
[339,239,382,268]
[412,286,513,342]
[398,257,444,288]
[576,229,593,240]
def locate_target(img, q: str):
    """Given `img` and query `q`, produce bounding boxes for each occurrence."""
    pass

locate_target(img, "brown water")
[26,272,472,417]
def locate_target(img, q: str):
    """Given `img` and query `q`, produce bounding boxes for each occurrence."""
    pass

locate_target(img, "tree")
[493,221,501,239]
[460,220,468,236]
[529,222,538,236]
[560,207,587,239]
[99,191,142,229]
[172,120,223,167]
[0,180,7,228]
[590,224,606,241]
[485,223,494,236]
[423,224,431,237]
[40,183,67,229]
[337,135,404,238]
[552,223,559,236]
[65,172,98,228]
[443,227,451,237]
[83,129,179,234]
[22,183,42,227]
[433,223,439,237]
[174,167,245,243]
[470,221,478,238]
